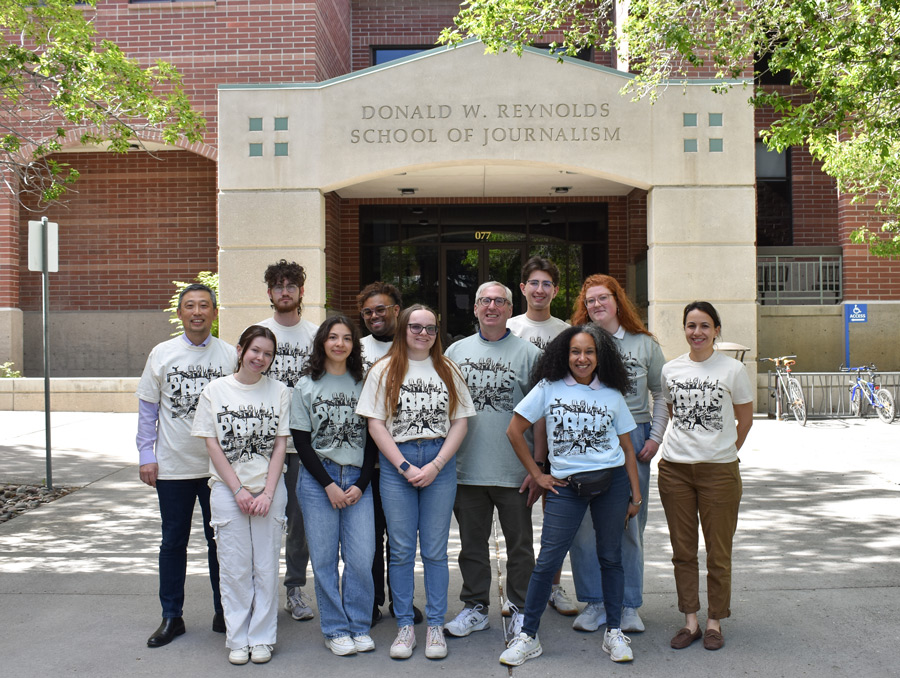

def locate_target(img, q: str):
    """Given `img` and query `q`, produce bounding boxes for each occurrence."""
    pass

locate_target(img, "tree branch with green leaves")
[443,0,900,258]
[0,0,206,206]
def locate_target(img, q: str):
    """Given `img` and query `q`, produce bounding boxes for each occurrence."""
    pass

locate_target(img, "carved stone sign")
[350,101,620,147]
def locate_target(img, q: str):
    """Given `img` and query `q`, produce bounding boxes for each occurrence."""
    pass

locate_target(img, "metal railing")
[757,247,842,305]
[764,371,900,419]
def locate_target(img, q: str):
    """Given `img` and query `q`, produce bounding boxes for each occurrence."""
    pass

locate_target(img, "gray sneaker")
[444,604,490,637]
[572,602,606,632]
[621,606,645,633]
[285,586,314,621]
[548,585,578,615]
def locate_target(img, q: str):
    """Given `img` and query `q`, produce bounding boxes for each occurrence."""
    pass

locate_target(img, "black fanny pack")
[567,469,613,497]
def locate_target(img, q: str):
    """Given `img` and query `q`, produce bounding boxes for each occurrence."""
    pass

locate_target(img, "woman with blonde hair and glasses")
[356,304,475,661]
[565,274,667,635]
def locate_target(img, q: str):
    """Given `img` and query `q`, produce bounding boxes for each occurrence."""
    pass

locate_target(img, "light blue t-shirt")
[515,377,636,479]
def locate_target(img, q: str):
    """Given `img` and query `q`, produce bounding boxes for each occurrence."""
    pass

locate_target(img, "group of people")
[136,255,753,666]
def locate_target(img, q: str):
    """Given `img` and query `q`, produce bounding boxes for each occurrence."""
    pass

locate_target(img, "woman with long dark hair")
[356,304,475,660]
[192,325,291,665]
[567,274,667,633]
[659,302,752,651]
[291,315,377,656]
[500,325,642,667]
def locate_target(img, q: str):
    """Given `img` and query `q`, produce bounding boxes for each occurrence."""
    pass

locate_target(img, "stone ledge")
[0,378,139,412]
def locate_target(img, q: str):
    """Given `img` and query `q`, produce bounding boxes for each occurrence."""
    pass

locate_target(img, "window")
[372,47,433,66]
[756,142,792,246]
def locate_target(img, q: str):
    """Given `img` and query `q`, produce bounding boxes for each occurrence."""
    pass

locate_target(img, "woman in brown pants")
[658,302,753,651]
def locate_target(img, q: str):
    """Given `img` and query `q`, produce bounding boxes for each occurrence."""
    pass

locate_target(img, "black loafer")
[212,611,226,634]
[147,617,185,648]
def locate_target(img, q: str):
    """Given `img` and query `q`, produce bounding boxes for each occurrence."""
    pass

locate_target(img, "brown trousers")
[657,459,742,619]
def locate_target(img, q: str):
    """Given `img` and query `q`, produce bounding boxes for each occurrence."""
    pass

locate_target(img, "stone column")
[0,177,23,374]
[217,189,327,344]
[646,185,758,381]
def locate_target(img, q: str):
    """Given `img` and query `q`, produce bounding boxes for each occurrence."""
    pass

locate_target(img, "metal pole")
[42,216,52,490]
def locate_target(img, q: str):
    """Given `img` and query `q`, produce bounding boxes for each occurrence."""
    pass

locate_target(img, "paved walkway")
[1,411,898,676]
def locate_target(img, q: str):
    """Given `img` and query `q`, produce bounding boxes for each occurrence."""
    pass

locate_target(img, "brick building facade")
[1,0,896,378]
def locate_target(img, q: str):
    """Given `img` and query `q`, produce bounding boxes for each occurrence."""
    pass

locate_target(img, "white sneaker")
[548,584,578,615]
[284,586,314,621]
[621,606,645,633]
[509,609,524,637]
[499,632,543,666]
[444,604,490,637]
[250,644,273,664]
[325,635,357,656]
[390,625,416,659]
[573,602,607,631]
[228,646,250,665]
[425,625,448,659]
[602,628,634,662]
[352,634,375,652]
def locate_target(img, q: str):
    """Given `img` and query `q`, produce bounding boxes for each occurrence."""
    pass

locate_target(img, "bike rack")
[764,371,900,419]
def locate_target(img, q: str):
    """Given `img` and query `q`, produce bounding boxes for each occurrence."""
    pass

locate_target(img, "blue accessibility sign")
[845,303,868,323]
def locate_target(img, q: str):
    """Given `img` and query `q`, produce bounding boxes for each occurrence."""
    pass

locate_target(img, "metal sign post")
[844,303,868,368]
[28,217,59,490]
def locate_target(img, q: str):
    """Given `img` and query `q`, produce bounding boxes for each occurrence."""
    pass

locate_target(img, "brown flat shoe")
[670,626,702,649]
[703,628,724,651]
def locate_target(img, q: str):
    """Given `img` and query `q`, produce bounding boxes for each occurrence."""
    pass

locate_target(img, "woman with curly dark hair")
[500,325,642,667]
[290,315,376,656]
[568,273,667,635]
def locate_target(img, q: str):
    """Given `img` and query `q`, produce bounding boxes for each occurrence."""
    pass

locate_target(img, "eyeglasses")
[408,323,438,336]
[585,294,614,307]
[272,284,299,294]
[476,297,510,307]
[361,304,396,319]
[525,280,555,290]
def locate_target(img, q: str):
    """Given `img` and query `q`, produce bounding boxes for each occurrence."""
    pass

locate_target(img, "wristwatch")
[630,498,643,507]
[399,461,411,474]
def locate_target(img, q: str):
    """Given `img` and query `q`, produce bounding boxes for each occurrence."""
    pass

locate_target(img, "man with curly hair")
[256,260,318,622]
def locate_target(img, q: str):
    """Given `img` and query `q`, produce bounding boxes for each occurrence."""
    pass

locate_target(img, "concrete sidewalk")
[1,411,898,676]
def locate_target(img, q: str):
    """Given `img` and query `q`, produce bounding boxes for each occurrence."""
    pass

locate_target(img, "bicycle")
[760,355,807,425]
[839,364,896,424]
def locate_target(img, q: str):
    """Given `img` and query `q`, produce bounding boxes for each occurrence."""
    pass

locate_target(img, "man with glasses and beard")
[357,282,402,372]
[256,260,318,623]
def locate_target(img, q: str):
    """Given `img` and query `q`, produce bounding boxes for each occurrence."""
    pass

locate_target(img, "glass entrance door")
[442,244,525,344]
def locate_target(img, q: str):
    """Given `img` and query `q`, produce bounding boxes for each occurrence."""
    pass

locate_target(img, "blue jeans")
[521,465,630,637]
[156,478,222,618]
[570,423,651,608]
[298,460,375,638]
[378,439,457,627]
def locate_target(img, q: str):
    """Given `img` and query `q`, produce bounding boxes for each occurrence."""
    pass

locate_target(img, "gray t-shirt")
[612,327,667,442]
[445,332,541,487]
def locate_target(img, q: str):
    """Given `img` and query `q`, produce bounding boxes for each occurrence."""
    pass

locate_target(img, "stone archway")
[217,41,757,365]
